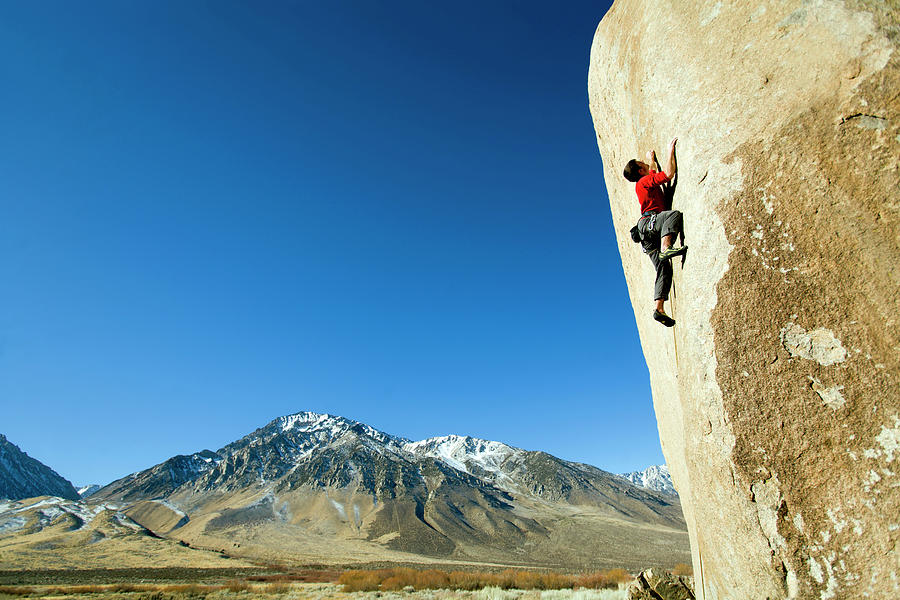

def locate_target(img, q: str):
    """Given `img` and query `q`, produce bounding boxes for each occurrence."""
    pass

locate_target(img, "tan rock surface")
[588,1,899,599]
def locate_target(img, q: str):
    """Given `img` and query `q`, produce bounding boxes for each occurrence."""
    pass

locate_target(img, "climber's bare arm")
[664,137,677,179]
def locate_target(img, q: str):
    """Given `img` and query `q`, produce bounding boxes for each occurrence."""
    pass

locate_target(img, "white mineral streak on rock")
[588,0,899,598]
[808,377,847,410]
[780,323,848,366]
[874,417,900,462]
[827,507,848,534]
[752,476,786,552]
[699,1,723,27]
[863,470,881,494]
[793,512,805,533]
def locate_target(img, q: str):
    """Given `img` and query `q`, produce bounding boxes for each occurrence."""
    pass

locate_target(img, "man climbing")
[622,137,687,327]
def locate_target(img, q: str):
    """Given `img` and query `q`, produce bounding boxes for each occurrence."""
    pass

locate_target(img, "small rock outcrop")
[627,568,695,600]
[0,434,80,501]
[588,1,898,599]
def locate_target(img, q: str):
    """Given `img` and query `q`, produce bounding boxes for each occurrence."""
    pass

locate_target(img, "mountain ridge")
[0,434,80,502]
[76,411,688,569]
[92,412,681,523]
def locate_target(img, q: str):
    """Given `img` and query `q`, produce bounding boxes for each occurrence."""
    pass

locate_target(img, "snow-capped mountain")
[0,434,80,501]
[620,464,677,496]
[83,412,687,569]
[77,484,102,498]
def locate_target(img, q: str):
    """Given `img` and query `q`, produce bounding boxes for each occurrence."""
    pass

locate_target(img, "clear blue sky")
[0,1,663,487]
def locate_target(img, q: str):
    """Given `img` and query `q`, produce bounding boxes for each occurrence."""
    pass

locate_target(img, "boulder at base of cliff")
[626,568,695,600]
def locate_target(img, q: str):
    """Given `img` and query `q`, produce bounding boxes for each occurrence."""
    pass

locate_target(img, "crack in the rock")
[840,113,887,124]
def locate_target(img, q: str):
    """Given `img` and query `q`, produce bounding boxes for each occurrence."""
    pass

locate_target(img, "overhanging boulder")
[588,2,899,598]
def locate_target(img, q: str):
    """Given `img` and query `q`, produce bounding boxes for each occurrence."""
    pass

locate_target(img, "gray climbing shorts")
[637,210,683,245]
[637,210,684,301]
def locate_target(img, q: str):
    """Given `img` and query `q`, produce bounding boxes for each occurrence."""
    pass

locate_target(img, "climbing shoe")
[659,245,688,262]
[653,310,676,327]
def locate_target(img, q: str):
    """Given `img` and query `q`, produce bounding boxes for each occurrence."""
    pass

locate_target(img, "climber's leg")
[661,233,676,252]
[649,249,672,301]
[649,250,675,327]
[657,210,688,261]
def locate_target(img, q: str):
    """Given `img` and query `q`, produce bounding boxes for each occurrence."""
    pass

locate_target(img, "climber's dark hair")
[623,159,643,182]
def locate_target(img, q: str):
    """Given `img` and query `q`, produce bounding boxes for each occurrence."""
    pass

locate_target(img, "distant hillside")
[0,435,79,501]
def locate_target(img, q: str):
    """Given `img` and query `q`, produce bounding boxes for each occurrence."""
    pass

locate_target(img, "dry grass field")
[0,566,669,600]
[334,568,630,591]
[0,582,628,600]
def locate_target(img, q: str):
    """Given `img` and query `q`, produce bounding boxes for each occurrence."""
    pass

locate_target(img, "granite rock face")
[588,2,899,599]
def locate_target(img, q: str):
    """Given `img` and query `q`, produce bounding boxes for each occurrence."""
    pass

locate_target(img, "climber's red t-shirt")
[636,171,669,214]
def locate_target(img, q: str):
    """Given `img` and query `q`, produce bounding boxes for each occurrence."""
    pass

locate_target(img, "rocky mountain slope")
[0,435,79,501]
[619,465,676,496]
[76,411,688,569]
[588,1,898,598]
